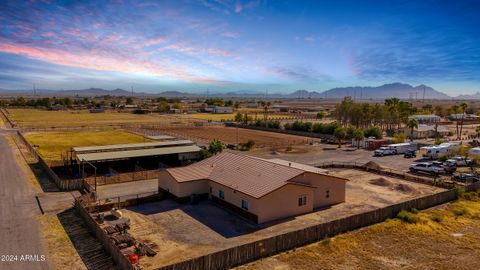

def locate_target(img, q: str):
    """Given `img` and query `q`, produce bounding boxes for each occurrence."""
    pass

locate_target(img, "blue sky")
[0,0,479,95]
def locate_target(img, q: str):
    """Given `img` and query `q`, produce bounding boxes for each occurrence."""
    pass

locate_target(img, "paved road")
[0,130,51,270]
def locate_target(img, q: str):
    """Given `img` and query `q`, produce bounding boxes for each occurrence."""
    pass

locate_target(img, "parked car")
[452,173,480,183]
[403,149,416,158]
[447,156,474,167]
[374,147,397,157]
[430,161,456,174]
[409,162,445,175]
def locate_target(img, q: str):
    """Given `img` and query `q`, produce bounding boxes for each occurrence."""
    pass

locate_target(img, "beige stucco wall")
[159,170,346,224]
[208,181,261,216]
[256,184,314,223]
[158,171,208,198]
[291,172,346,208]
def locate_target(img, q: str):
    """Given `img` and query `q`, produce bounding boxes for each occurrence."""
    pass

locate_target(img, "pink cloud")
[234,3,243,13]
[41,32,55,38]
[207,48,233,57]
[0,42,220,84]
[221,31,239,38]
[144,36,167,46]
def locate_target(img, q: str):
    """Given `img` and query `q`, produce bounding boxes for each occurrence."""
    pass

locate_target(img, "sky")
[0,0,479,95]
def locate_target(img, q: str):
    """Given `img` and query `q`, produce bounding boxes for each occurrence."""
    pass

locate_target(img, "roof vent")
[289,162,291,167]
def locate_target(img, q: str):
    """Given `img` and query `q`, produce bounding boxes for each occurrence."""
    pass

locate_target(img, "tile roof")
[164,152,332,198]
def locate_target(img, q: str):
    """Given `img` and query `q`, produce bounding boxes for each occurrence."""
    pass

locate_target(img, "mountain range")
[0,83,476,100]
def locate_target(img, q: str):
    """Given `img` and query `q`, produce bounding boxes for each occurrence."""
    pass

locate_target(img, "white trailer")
[388,142,417,154]
[421,142,459,159]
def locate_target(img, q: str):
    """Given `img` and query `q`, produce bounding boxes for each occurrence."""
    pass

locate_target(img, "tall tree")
[333,127,346,148]
[459,102,468,139]
[406,118,418,141]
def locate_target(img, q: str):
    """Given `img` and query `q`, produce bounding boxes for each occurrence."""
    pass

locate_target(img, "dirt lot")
[111,169,444,269]
[237,199,480,270]
[150,126,316,147]
[250,144,420,173]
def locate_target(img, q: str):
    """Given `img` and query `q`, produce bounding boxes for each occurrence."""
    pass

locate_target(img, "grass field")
[24,130,152,163]
[7,108,186,128]
[238,197,480,270]
[179,113,296,121]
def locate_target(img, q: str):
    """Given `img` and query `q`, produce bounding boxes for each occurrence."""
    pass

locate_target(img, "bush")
[461,191,479,201]
[363,126,383,139]
[393,133,407,143]
[430,212,444,223]
[397,210,420,224]
[438,155,449,162]
[239,140,255,151]
[434,138,444,145]
[410,208,419,214]
[453,207,469,216]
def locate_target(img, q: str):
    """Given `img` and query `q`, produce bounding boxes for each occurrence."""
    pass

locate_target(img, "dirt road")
[0,130,51,270]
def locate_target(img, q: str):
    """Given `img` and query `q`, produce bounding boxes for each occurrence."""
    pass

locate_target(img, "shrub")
[397,210,420,224]
[363,126,383,139]
[393,133,407,143]
[239,140,255,151]
[461,191,479,202]
[410,208,419,214]
[430,213,444,223]
[453,207,469,216]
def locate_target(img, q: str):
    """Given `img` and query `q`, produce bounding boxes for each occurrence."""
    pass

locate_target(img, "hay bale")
[369,177,393,187]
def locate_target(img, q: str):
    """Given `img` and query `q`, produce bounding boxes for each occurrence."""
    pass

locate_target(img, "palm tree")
[334,127,346,148]
[448,104,461,139]
[406,118,418,141]
[353,129,364,149]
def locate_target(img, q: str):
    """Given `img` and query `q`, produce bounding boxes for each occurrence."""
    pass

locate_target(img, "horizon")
[0,1,479,94]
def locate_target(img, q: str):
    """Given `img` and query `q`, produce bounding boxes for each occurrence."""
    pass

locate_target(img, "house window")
[298,195,307,206]
[326,190,330,199]
[219,190,225,199]
[241,199,249,210]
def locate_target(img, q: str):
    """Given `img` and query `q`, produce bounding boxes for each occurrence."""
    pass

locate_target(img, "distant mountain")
[455,92,480,100]
[287,90,322,99]
[0,83,456,99]
[318,83,451,100]
[0,88,195,97]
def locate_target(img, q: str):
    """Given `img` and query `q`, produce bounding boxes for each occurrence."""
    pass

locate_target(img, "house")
[403,124,450,139]
[449,114,479,121]
[212,106,233,114]
[408,114,441,124]
[158,152,347,223]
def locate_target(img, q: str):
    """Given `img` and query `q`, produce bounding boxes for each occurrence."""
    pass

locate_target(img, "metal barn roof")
[76,145,201,162]
[72,140,194,153]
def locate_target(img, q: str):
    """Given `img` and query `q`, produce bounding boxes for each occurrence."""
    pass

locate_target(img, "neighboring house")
[408,114,441,124]
[212,106,233,114]
[158,152,347,223]
[449,114,479,121]
[403,124,450,139]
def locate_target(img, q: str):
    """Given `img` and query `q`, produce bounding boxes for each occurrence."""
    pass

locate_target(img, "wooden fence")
[0,108,14,128]
[16,131,85,190]
[154,189,457,270]
[315,161,455,189]
[74,199,135,270]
